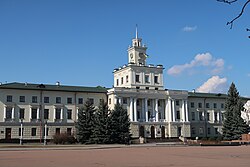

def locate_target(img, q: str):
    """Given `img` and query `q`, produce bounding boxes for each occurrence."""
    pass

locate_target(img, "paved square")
[0,146,250,167]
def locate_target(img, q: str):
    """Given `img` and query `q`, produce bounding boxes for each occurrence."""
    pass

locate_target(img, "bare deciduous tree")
[217,0,250,38]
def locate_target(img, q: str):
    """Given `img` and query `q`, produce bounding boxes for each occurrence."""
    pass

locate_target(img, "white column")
[218,112,220,123]
[130,97,133,121]
[134,98,137,122]
[185,100,189,122]
[172,100,176,122]
[3,106,6,120]
[182,100,185,122]
[165,99,168,122]
[118,98,122,105]
[60,108,63,120]
[168,99,172,122]
[155,99,159,122]
[76,108,79,120]
[145,98,148,122]
[54,108,56,120]
[11,107,14,119]
[37,108,40,119]
[152,99,155,121]
[30,107,32,120]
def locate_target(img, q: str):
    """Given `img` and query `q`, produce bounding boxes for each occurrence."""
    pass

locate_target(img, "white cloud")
[182,26,197,32]
[247,73,250,77]
[167,53,224,76]
[196,76,228,93]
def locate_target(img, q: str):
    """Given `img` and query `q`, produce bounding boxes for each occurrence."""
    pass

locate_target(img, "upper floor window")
[199,112,203,121]
[116,79,119,86]
[19,96,25,103]
[32,96,37,103]
[55,108,61,119]
[135,75,140,82]
[7,95,12,102]
[206,103,210,108]
[207,112,210,121]
[213,103,217,109]
[123,98,127,104]
[154,76,159,84]
[191,112,195,121]
[67,109,72,119]
[44,109,49,120]
[56,97,61,104]
[121,77,123,85]
[67,97,72,104]
[198,102,202,108]
[126,75,129,83]
[78,98,83,104]
[214,112,218,122]
[145,75,149,83]
[31,108,38,119]
[176,111,180,120]
[190,102,195,108]
[44,97,49,103]
[221,103,224,109]
[176,100,180,106]
[109,98,111,105]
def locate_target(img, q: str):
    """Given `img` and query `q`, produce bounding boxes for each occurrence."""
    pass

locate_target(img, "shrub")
[53,133,76,144]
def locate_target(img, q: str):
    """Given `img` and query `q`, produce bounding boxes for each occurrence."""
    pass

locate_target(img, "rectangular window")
[215,128,219,134]
[19,96,25,102]
[207,113,210,121]
[191,127,196,135]
[154,76,158,84]
[221,103,224,109]
[199,112,203,121]
[116,79,119,86]
[31,128,36,136]
[44,109,49,120]
[7,95,12,102]
[126,75,129,83]
[109,98,111,105]
[31,108,37,119]
[206,103,210,108]
[78,98,83,104]
[208,127,211,135]
[56,128,60,135]
[145,75,149,83]
[67,97,72,104]
[199,127,204,135]
[44,97,49,103]
[191,112,195,121]
[6,107,12,119]
[176,100,180,106]
[67,128,72,136]
[176,111,180,120]
[67,109,72,119]
[158,100,161,107]
[123,98,127,104]
[198,102,202,108]
[136,86,140,89]
[190,102,195,108]
[213,103,217,109]
[56,97,61,104]
[88,98,94,105]
[135,75,140,82]
[55,108,61,120]
[214,112,218,122]
[137,99,140,106]
[19,108,25,119]
[146,87,149,90]
[148,100,151,106]
[121,77,123,84]
[32,96,37,103]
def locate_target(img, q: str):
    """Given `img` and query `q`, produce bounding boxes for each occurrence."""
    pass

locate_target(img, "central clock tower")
[128,27,148,65]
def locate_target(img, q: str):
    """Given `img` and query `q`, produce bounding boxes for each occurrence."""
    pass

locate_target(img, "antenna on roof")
[135,24,138,39]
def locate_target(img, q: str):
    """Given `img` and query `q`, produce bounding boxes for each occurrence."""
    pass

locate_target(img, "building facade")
[0,82,107,141]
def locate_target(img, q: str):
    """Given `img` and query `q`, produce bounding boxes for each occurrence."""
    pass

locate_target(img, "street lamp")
[44,120,47,145]
[20,119,23,145]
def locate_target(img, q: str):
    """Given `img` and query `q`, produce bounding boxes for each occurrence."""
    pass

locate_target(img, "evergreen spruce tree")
[222,82,248,140]
[76,99,96,144]
[91,100,110,144]
[109,104,131,144]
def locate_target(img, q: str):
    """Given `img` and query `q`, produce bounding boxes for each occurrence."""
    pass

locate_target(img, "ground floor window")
[31,128,36,136]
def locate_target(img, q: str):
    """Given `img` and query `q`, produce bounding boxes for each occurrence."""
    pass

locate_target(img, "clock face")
[130,53,133,59]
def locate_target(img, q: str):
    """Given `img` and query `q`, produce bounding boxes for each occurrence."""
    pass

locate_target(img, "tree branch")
[217,0,238,4]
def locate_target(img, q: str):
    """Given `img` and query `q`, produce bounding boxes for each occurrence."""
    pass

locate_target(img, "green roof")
[0,82,107,93]
[188,92,250,100]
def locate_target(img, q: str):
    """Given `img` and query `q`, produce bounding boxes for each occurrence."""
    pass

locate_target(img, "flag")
[144,53,149,58]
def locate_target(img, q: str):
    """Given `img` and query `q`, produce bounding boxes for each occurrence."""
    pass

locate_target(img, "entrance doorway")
[161,126,165,139]
[5,128,11,140]
[177,127,182,137]
[139,126,145,137]
[151,126,155,139]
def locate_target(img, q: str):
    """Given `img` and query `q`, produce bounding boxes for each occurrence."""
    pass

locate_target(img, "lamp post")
[20,119,23,145]
[44,120,47,145]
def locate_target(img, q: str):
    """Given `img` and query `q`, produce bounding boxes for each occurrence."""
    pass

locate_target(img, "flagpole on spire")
[136,24,138,39]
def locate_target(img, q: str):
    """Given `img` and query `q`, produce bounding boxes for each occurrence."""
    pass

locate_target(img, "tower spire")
[136,24,138,39]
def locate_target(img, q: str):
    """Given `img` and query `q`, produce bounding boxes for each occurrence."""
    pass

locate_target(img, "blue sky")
[0,0,249,96]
